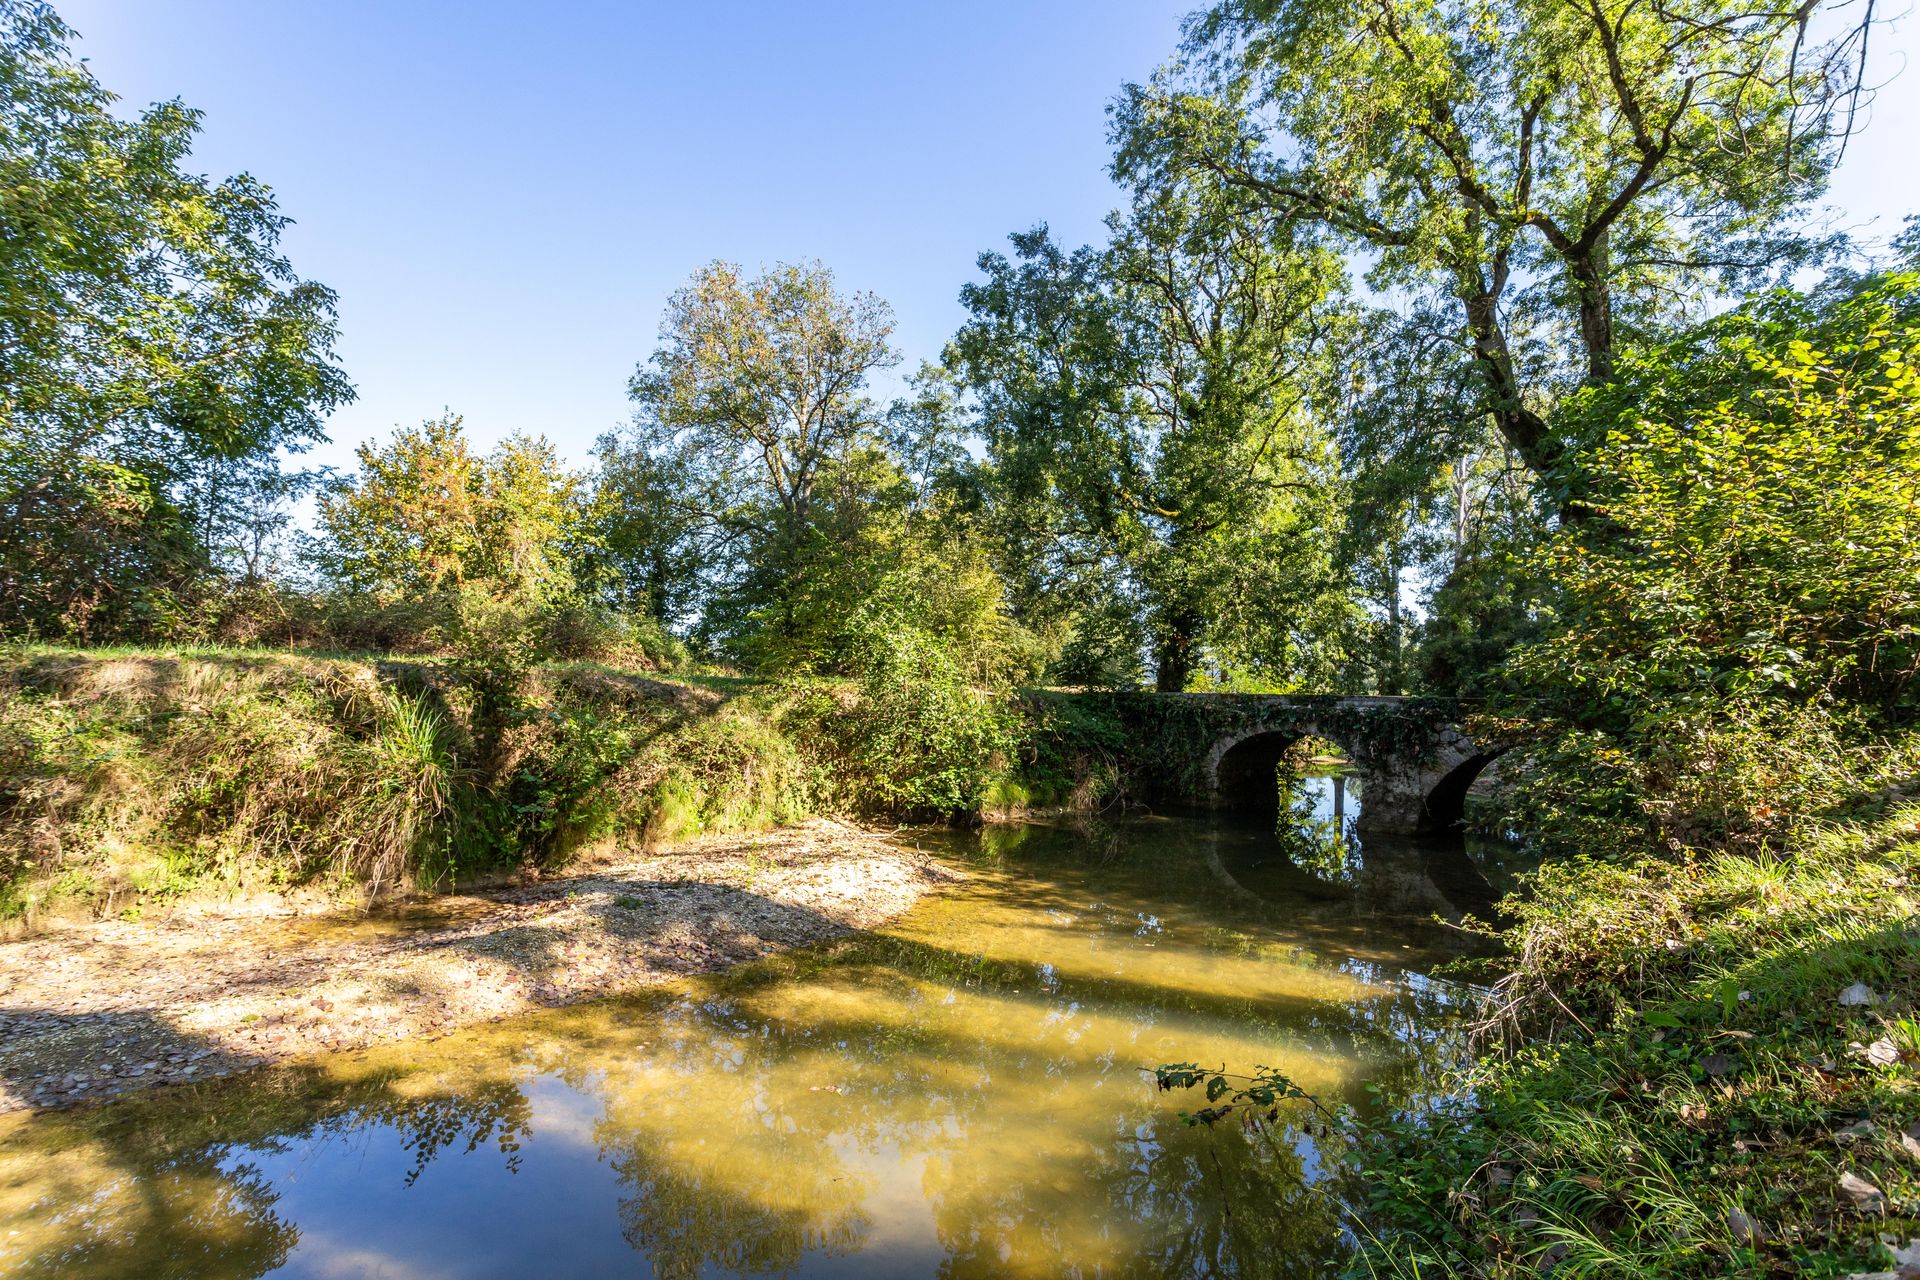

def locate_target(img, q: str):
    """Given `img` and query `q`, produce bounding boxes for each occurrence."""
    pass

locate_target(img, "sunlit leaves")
[0,2,351,639]
[1502,271,1920,855]
[316,415,583,604]
[1117,0,1870,475]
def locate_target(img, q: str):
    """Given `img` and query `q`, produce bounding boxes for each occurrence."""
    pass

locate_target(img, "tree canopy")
[1114,0,1876,481]
[948,198,1359,690]
[1,0,1911,723]
[0,0,351,638]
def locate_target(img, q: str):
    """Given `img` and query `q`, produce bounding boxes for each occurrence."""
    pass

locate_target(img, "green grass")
[1348,804,1920,1277]
[2,638,408,664]
[0,645,1040,926]
[665,672,765,694]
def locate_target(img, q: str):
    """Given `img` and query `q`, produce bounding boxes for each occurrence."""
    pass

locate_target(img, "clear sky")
[53,0,1920,477]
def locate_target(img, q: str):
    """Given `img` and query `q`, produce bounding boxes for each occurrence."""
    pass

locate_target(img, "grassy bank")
[0,647,1238,928]
[1346,803,1920,1277]
[0,646,895,927]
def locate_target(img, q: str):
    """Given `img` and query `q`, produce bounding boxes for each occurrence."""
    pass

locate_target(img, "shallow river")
[0,780,1516,1279]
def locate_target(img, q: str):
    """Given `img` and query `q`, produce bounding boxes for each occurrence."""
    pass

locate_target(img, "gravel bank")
[0,821,952,1115]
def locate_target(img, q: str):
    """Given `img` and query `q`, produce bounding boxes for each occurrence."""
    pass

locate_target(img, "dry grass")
[0,649,826,929]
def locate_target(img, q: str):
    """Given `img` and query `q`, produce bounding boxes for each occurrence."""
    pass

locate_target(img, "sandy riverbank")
[0,821,954,1115]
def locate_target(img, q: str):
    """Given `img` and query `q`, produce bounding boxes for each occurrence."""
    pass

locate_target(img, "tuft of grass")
[981,775,1033,816]
[357,691,457,893]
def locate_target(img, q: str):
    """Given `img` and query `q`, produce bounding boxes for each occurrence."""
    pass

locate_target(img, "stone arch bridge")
[1064,692,1502,835]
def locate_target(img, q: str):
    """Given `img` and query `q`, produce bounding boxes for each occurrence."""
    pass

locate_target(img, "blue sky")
[56,0,1920,477]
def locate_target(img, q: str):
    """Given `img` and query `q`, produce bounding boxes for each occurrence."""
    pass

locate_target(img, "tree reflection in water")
[0,812,1501,1279]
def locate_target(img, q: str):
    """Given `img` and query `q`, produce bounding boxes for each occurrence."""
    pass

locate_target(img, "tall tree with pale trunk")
[1114,0,1878,481]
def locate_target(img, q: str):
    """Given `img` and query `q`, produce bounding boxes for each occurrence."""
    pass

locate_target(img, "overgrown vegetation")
[1341,807,1920,1278]
[1159,270,1920,1274]
[0,646,1016,925]
[1354,272,1920,1277]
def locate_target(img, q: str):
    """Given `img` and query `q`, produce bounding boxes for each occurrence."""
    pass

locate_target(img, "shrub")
[540,602,689,670]
[1496,272,1920,856]
[831,621,1018,818]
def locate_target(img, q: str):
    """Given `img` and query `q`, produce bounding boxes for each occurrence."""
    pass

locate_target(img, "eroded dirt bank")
[0,821,953,1114]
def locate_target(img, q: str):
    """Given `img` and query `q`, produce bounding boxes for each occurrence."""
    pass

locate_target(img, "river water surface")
[0,781,1515,1279]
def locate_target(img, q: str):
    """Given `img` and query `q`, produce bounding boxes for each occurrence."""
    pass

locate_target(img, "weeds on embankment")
[1343,803,1920,1278]
[0,637,1055,928]
[0,647,830,927]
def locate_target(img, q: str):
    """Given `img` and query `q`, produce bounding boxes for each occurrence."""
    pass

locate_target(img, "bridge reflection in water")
[1203,766,1523,928]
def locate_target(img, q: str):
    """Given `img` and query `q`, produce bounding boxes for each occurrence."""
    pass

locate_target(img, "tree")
[0,443,197,638]
[1314,307,1552,693]
[1114,0,1876,482]
[0,2,352,637]
[317,416,581,604]
[478,433,581,601]
[1503,269,1920,855]
[949,199,1355,691]
[575,431,703,627]
[943,232,1135,675]
[623,260,900,666]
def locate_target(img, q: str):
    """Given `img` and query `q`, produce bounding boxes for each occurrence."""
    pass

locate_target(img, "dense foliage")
[0,2,351,640]
[1115,0,1870,481]
[946,202,1358,690]
[1503,273,1920,859]
[1329,271,1920,1278]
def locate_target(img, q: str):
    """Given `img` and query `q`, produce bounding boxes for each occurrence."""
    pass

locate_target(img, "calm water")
[0,783,1515,1279]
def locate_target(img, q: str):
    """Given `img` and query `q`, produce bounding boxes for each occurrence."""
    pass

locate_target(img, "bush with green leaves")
[540,602,687,669]
[1498,272,1920,857]
[831,616,1018,819]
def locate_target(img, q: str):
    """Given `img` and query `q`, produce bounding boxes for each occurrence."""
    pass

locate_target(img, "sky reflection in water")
[0,798,1514,1279]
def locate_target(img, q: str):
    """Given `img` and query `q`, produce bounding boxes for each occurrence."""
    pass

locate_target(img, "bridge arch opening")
[1211,729,1356,814]
[1421,750,1506,833]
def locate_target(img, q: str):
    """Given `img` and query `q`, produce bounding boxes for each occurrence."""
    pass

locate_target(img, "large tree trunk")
[1461,284,1559,478]
[1154,610,1204,692]
[1567,229,1614,384]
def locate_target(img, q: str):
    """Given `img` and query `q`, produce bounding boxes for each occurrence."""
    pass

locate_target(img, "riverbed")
[0,783,1516,1278]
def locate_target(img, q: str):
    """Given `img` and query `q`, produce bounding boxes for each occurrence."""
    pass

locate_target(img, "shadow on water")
[0,809,1515,1280]
[0,880,868,1111]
